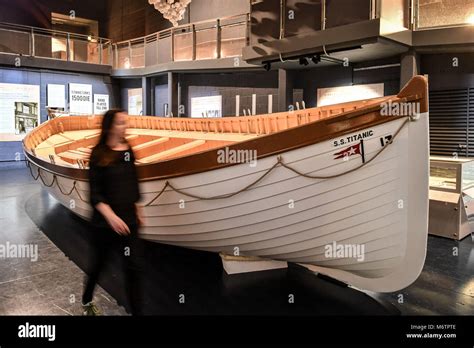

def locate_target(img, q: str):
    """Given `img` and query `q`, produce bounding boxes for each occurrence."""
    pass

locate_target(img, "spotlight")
[467,14,474,25]
[299,57,309,66]
[263,62,271,71]
[311,55,321,64]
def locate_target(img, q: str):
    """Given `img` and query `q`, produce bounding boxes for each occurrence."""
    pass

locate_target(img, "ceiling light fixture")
[299,57,309,66]
[467,13,474,25]
[148,0,192,27]
[311,55,321,64]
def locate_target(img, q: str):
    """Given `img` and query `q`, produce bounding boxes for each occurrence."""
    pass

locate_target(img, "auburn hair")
[91,109,131,167]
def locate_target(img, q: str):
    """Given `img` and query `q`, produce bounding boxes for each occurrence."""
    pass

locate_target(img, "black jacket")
[89,144,140,228]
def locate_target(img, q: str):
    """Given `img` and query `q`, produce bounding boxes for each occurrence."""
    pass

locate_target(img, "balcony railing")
[112,13,250,70]
[0,22,112,65]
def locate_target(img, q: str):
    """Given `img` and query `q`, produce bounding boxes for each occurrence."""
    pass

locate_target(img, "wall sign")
[128,88,143,116]
[47,84,66,109]
[69,83,93,115]
[317,83,384,107]
[0,83,40,141]
[94,94,109,115]
[191,95,222,118]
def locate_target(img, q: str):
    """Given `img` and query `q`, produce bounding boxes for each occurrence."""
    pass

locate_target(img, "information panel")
[191,95,222,118]
[317,83,384,107]
[0,83,40,141]
[69,83,93,115]
[47,84,66,109]
[94,94,109,115]
[128,88,143,116]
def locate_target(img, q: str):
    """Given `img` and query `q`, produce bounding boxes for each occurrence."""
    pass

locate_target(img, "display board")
[69,83,93,115]
[0,83,40,141]
[128,88,143,115]
[317,83,384,107]
[191,95,222,118]
[94,94,109,115]
[47,84,66,109]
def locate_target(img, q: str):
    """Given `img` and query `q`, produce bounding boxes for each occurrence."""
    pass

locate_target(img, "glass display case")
[429,156,474,240]
[429,156,474,192]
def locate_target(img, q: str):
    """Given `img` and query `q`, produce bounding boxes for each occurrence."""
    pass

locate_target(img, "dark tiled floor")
[1,166,473,315]
[0,165,126,315]
[373,235,474,315]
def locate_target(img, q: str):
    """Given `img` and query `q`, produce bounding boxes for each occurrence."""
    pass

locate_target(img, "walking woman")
[82,109,143,316]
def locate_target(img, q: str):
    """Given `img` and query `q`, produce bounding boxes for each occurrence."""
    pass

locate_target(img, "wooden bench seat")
[133,137,172,158]
[57,150,89,164]
[138,140,206,164]
[77,147,92,154]
[127,134,158,147]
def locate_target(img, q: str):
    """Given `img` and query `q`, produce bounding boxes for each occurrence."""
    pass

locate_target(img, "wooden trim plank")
[138,140,206,164]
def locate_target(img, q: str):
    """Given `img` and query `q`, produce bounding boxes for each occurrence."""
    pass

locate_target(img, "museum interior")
[0,0,473,325]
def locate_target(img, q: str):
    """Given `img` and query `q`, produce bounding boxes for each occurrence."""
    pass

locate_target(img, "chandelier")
[148,0,192,27]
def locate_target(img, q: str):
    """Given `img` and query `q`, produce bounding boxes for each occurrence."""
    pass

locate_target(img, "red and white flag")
[333,143,361,160]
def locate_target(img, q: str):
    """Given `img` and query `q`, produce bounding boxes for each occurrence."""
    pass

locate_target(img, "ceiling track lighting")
[299,57,309,66]
[311,54,321,64]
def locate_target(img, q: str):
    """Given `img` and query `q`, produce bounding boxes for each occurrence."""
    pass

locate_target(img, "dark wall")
[188,0,249,23]
[103,0,169,42]
[0,141,23,164]
[154,83,168,116]
[426,73,474,91]
[421,53,474,76]
[415,53,474,91]
[0,0,106,32]
[294,59,401,107]
[249,0,372,45]
[285,0,322,37]
[104,0,249,43]
[178,71,279,117]
[249,0,280,45]
[294,66,352,107]
[120,78,142,112]
[325,0,371,28]
[353,66,401,96]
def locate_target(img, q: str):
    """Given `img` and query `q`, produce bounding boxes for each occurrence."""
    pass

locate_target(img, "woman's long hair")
[97,109,125,147]
[92,109,127,167]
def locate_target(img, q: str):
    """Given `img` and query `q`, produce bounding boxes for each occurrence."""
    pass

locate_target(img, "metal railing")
[0,22,112,65]
[112,13,250,70]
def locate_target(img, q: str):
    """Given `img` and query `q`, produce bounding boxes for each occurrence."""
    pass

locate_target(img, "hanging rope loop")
[27,162,88,203]
[27,116,411,207]
[144,117,410,205]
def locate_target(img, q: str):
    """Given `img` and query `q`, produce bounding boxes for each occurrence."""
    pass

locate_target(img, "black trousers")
[82,224,142,315]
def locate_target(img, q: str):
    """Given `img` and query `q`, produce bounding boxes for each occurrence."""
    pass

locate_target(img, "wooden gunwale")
[22,76,428,182]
